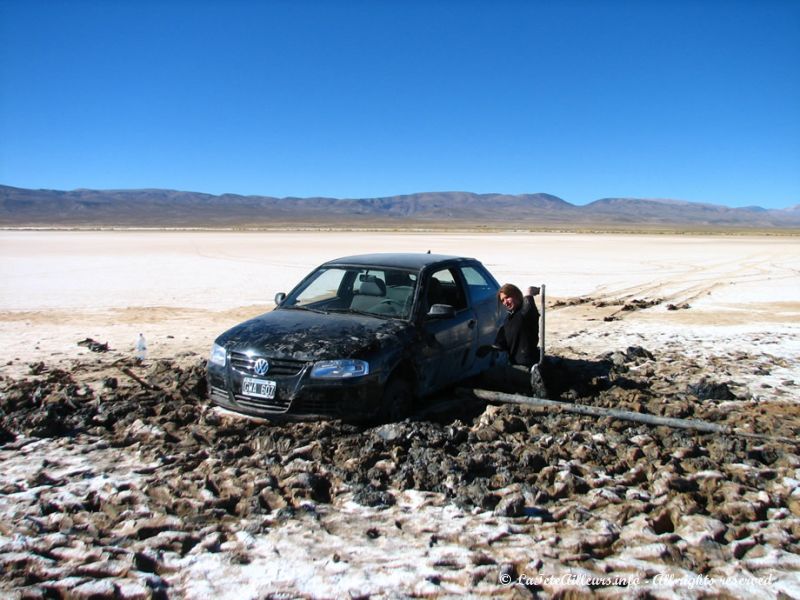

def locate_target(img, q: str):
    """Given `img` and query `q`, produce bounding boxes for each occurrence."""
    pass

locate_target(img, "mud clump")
[0,350,799,598]
[688,378,738,401]
[77,337,112,353]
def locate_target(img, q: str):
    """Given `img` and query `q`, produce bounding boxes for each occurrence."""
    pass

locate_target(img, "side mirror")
[274,292,286,306]
[427,303,455,319]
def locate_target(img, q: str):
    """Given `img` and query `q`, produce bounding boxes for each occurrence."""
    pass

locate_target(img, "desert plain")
[0,230,799,598]
[2,230,799,371]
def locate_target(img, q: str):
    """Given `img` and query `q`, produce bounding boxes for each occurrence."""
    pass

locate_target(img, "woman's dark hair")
[497,283,523,304]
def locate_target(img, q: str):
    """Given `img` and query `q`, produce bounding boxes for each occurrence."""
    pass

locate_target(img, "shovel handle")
[539,283,546,366]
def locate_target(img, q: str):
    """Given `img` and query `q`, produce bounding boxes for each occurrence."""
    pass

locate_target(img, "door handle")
[468,319,476,329]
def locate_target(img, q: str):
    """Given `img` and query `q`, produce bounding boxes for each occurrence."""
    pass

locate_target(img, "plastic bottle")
[135,333,147,361]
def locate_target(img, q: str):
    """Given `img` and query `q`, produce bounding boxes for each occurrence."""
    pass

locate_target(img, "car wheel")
[381,375,413,422]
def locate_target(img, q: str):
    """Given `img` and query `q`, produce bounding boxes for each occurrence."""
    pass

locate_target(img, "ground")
[0,230,798,598]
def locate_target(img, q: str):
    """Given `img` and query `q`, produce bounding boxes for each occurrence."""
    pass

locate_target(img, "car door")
[415,267,478,394]
[459,263,503,374]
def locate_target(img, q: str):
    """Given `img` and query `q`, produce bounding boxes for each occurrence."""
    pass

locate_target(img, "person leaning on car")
[480,283,541,394]
[495,283,540,367]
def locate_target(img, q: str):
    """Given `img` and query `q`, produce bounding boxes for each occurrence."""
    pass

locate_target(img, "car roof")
[323,253,477,271]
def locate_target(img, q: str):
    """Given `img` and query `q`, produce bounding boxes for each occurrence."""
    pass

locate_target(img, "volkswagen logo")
[253,358,270,376]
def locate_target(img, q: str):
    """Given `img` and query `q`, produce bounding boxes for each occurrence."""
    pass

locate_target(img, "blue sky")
[1,0,798,208]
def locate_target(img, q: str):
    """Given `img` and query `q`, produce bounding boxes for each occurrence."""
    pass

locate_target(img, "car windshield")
[283,266,418,320]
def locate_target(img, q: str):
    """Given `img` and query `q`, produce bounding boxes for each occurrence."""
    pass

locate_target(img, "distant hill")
[1,185,799,230]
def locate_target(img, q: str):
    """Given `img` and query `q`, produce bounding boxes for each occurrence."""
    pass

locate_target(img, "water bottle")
[135,333,147,361]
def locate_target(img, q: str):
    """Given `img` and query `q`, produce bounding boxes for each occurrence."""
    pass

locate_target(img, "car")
[207,253,506,421]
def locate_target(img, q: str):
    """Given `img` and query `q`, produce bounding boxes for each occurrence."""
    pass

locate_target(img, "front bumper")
[207,352,383,420]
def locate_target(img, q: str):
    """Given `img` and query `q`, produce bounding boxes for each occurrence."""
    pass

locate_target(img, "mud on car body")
[207,253,505,421]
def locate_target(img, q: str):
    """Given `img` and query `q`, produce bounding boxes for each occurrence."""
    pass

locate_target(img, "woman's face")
[499,292,519,311]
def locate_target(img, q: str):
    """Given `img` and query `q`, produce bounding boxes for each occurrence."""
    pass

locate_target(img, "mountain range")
[1,185,799,230]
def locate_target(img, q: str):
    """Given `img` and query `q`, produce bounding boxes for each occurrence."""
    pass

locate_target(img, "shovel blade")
[530,364,549,399]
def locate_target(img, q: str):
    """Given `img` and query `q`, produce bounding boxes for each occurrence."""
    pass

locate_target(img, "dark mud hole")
[1,348,799,598]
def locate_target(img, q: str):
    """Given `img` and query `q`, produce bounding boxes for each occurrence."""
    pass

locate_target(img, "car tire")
[381,375,413,422]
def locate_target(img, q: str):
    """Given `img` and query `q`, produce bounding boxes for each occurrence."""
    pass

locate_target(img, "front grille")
[233,394,291,413]
[209,385,229,404]
[229,352,306,377]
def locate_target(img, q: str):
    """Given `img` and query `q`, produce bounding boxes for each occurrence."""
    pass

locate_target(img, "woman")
[495,283,541,367]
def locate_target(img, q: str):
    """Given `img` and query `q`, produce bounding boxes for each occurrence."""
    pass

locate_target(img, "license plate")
[242,377,276,399]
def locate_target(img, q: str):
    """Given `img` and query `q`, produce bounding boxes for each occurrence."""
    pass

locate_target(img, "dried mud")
[1,347,799,599]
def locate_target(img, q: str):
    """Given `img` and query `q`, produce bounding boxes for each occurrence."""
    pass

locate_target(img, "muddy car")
[207,253,505,420]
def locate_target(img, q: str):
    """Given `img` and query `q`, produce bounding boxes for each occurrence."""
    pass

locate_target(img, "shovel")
[529,284,548,398]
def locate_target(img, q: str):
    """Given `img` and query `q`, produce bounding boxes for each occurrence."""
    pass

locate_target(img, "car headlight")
[209,343,227,367]
[311,359,369,379]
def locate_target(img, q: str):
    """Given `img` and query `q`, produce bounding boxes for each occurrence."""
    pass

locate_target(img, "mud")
[1,347,799,598]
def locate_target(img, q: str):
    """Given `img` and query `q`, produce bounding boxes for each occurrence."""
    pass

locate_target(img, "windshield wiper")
[284,305,328,314]
[328,307,395,320]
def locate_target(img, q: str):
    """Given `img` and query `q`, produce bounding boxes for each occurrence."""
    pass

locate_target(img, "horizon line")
[1,182,797,212]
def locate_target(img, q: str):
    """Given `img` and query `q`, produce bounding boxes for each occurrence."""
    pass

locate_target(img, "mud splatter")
[0,349,798,598]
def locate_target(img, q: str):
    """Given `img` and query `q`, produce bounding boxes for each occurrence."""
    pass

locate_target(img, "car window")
[292,267,348,305]
[461,265,497,304]
[287,266,417,319]
[427,268,467,311]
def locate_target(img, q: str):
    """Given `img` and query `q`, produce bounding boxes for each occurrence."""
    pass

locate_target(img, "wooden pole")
[467,388,798,445]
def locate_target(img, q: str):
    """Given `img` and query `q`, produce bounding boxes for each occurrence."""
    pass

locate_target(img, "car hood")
[216,308,414,361]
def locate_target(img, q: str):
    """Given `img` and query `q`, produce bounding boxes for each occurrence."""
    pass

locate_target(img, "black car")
[207,253,505,421]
